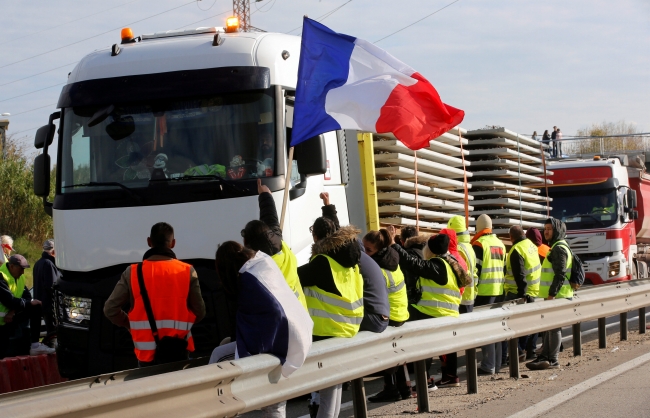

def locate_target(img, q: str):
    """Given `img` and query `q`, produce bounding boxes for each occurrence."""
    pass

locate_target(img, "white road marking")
[506,351,650,418]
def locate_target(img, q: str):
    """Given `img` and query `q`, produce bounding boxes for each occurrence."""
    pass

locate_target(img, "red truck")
[545,155,650,283]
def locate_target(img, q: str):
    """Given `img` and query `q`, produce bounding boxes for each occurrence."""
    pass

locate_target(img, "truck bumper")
[585,273,631,285]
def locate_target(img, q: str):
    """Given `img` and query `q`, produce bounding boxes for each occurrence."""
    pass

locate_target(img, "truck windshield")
[548,188,618,230]
[60,89,276,193]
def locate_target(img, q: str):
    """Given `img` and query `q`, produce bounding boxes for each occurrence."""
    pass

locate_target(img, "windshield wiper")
[151,175,249,194]
[569,213,605,226]
[62,182,143,203]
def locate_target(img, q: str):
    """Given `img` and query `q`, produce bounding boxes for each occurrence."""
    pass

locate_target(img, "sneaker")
[30,342,55,356]
[368,388,401,403]
[435,376,460,388]
[547,361,560,369]
[526,360,550,371]
[526,351,537,360]
[427,381,438,392]
[400,389,413,400]
[527,356,548,365]
[477,368,494,376]
[308,403,319,418]
[518,352,527,362]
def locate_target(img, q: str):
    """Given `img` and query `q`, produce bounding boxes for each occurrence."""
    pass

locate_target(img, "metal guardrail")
[2,280,649,417]
[555,136,650,158]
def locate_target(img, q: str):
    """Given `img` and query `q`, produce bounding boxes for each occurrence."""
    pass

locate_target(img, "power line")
[286,0,353,34]
[0,83,65,104]
[0,0,144,46]
[0,0,196,70]
[0,62,77,88]
[374,0,460,43]
[9,103,58,117]
[11,125,43,136]
[175,8,233,30]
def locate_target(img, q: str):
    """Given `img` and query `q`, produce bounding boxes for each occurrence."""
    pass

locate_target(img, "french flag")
[291,18,465,150]
[231,252,313,377]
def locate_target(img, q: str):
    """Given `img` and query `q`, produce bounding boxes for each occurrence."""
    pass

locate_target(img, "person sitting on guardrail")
[0,255,55,358]
[298,205,363,418]
[212,241,313,418]
[527,218,573,371]
[447,216,478,312]
[362,228,410,402]
[390,232,469,390]
[504,226,541,362]
[103,222,206,367]
[472,214,507,375]
[241,179,307,310]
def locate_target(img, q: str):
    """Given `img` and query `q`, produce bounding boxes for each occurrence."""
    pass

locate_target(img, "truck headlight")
[60,294,92,326]
[609,261,621,277]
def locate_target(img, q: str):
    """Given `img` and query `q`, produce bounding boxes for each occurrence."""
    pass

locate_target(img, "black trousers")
[0,303,43,359]
[406,305,458,378]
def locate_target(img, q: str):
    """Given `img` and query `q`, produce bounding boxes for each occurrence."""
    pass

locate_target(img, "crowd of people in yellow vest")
[96,178,576,418]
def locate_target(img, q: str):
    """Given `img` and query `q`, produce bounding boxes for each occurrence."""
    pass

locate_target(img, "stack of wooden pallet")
[372,127,475,232]
[463,127,552,236]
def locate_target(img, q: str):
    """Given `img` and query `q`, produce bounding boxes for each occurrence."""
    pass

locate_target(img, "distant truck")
[545,155,650,284]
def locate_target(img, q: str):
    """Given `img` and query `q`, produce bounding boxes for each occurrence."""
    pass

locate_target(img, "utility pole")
[0,119,8,160]
[232,0,265,32]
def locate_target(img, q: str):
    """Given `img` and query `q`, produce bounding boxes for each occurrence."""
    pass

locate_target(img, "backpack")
[555,243,585,289]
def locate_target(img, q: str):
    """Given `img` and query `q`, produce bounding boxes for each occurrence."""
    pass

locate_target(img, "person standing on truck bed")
[472,214,506,375]
[242,179,307,309]
[0,255,55,358]
[103,222,206,366]
[33,239,61,347]
[551,126,558,158]
[298,208,364,418]
[527,218,574,371]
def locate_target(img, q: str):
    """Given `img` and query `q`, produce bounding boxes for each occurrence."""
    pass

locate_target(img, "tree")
[573,120,643,154]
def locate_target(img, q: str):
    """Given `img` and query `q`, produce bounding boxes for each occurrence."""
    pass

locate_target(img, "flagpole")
[458,130,470,229]
[280,146,294,231]
[414,150,420,233]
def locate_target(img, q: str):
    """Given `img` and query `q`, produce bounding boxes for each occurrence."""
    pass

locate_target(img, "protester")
[298,209,363,418]
[531,131,538,141]
[542,130,551,155]
[551,126,558,157]
[472,214,506,375]
[556,128,563,158]
[397,226,428,297]
[526,228,550,262]
[0,255,54,358]
[391,232,469,389]
[33,239,61,346]
[104,222,206,366]
[212,241,313,418]
[242,179,307,309]
[1,235,13,263]
[447,216,477,312]
[527,218,574,370]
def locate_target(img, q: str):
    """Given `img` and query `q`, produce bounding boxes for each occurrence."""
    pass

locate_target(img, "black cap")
[427,234,450,255]
[8,254,30,269]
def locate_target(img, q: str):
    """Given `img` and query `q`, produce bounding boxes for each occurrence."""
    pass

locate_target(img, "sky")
[0,0,648,153]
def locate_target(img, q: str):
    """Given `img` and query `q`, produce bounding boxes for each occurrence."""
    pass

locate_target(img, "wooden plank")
[374,139,466,167]
[375,166,467,189]
[374,153,468,179]
[377,191,472,212]
[375,179,473,201]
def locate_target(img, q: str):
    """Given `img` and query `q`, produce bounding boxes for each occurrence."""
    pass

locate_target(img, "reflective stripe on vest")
[414,258,461,318]
[458,242,477,305]
[538,240,573,299]
[476,235,506,297]
[504,239,542,297]
[305,254,364,338]
[382,267,409,322]
[0,263,25,326]
[272,241,308,311]
[129,260,197,363]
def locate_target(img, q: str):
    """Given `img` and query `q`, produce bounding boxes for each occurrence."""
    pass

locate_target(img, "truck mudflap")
[585,272,631,285]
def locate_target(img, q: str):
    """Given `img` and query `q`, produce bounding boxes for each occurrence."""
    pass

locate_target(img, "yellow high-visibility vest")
[414,257,460,318]
[475,234,506,297]
[271,241,307,310]
[0,263,25,326]
[539,241,573,299]
[504,238,541,297]
[381,266,409,322]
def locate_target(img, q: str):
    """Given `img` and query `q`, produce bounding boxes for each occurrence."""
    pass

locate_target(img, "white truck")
[33,24,365,376]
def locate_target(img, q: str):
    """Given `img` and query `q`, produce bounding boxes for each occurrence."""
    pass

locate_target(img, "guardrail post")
[466,348,478,394]
[572,323,582,356]
[640,307,646,334]
[620,312,628,341]
[598,317,607,349]
[508,339,519,378]
[414,360,430,413]
[351,378,367,418]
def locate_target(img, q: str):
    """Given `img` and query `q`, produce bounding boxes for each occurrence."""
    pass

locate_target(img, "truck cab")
[32,26,358,377]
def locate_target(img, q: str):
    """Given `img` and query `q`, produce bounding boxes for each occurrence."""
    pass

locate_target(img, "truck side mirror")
[293,134,327,177]
[34,124,56,149]
[628,189,637,209]
[34,153,51,197]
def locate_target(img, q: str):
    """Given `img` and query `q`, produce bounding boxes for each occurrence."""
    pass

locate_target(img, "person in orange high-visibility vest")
[104,222,206,366]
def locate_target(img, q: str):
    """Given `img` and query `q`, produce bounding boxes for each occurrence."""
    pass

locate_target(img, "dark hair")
[150,222,174,248]
[400,226,418,242]
[509,225,525,241]
[215,241,255,297]
[311,217,337,240]
[363,229,391,251]
[243,220,274,255]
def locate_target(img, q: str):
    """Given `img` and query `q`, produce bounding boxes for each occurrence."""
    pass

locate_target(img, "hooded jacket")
[391,243,448,287]
[526,227,550,263]
[370,246,400,272]
[253,192,283,256]
[545,218,571,297]
[439,229,467,272]
[400,235,428,290]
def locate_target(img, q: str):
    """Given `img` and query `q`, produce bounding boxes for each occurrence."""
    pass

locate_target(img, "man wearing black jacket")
[33,239,61,344]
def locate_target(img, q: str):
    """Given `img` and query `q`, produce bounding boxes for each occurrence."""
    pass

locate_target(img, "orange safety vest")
[538,244,550,260]
[129,260,196,363]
